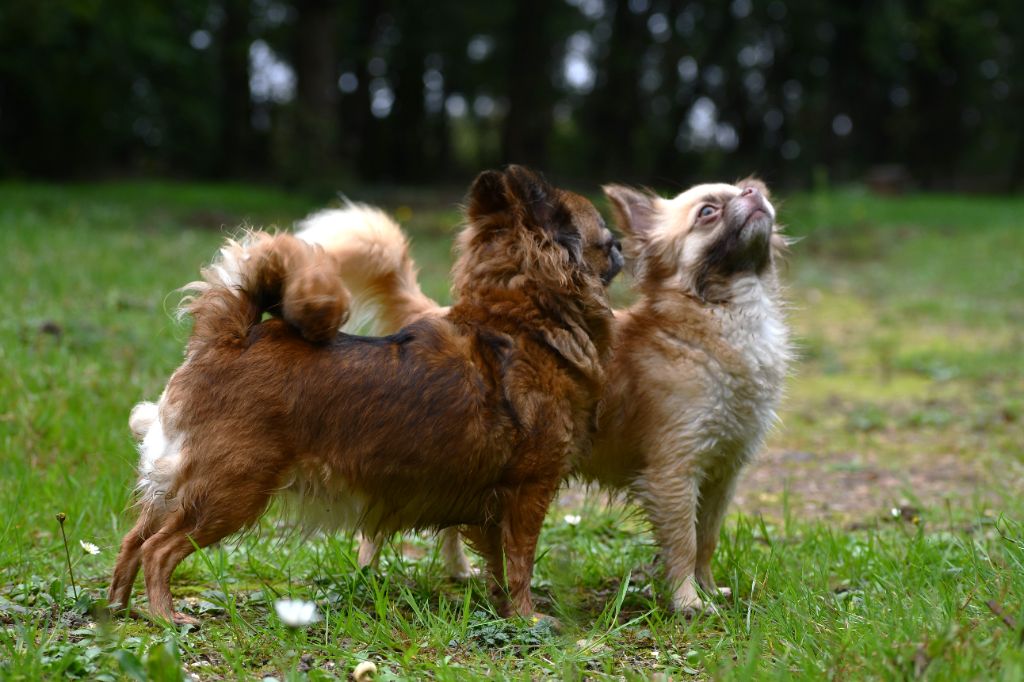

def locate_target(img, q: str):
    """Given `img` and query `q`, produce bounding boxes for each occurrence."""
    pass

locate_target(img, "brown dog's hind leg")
[140,514,202,626]
[140,487,273,625]
[108,511,159,613]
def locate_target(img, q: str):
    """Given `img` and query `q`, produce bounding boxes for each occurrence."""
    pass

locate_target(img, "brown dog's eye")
[698,205,716,218]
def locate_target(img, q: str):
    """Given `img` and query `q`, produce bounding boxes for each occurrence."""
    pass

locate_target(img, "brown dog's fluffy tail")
[183,232,350,352]
[296,204,443,335]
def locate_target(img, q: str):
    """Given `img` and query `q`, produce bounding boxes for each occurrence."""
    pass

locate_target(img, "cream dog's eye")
[698,205,716,218]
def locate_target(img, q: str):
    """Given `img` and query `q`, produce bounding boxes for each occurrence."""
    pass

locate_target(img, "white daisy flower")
[79,540,101,555]
[564,514,582,526]
[274,598,320,628]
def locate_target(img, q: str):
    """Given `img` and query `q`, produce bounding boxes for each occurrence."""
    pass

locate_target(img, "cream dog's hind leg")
[358,528,476,579]
[439,527,478,580]
[356,532,382,569]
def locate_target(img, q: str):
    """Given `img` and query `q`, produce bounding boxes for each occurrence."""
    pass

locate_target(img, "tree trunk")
[500,0,555,168]
[340,0,382,176]
[584,0,645,180]
[387,5,429,181]
[218,0,252,176]
[294,0,339,180]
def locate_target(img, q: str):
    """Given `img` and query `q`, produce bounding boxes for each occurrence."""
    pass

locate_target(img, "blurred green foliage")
[1,1,1021,189]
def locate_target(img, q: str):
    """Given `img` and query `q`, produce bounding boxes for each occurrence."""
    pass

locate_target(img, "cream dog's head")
[603,178,786,302]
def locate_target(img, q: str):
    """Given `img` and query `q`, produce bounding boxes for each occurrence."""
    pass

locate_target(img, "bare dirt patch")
[734,447,1002,525]
[547,444,1005,529]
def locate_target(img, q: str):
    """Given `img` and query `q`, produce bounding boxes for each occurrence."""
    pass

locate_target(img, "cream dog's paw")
[674,579,726,617]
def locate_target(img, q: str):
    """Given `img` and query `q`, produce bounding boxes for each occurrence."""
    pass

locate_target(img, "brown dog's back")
[172,315,528,533]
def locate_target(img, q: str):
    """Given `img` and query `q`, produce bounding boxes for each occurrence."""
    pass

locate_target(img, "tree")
[499,0,563,168]
[218,0,254,176]
[292,0,339,181]
[582,0,648,180]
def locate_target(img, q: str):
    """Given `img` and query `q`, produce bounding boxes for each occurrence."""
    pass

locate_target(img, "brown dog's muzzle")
[603,239,624,284]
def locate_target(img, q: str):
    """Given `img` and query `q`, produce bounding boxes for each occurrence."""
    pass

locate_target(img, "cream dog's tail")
[296,204,444,335]
[183,231,351,354]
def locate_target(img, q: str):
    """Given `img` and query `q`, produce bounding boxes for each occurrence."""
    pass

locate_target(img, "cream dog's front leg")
[639,456,705,615]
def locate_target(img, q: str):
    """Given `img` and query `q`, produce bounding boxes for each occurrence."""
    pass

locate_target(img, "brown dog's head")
[452,166,621,382]
[454,165,623,296]
[604,178,786,302]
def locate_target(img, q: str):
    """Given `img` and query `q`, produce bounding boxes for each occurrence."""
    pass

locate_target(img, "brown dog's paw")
[676,599,705,618]
[171,611,201,627]
[677,590,733,619]
[142,609,202,627]
[108,604,150,621]
[673,576,735,617]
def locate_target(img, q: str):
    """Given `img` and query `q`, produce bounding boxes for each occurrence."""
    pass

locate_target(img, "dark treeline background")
[2,0,1022,190]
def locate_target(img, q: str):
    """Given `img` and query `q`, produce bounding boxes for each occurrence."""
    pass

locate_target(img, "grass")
[1,180,1023,679]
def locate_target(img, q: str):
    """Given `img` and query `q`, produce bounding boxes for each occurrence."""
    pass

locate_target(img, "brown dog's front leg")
[499,481,561,620]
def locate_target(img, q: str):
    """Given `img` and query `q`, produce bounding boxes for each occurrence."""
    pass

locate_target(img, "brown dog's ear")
[503,164,561,228]
[468,165,560,225]
[468,165,581,261]
[737,176,771,200]
[467,169,508,220]
[505,165,582,261]
[603,185,658,238]
[540,324,603,384]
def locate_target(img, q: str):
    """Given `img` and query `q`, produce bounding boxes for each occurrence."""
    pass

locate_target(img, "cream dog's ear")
[602,185,658,240]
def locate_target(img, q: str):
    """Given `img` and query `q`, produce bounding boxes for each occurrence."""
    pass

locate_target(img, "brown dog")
[299,178,790,615]
[109,166,622,624]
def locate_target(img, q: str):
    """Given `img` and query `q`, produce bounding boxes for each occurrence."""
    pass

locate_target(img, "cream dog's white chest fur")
[700,275,789,456]
[610,275,789,482]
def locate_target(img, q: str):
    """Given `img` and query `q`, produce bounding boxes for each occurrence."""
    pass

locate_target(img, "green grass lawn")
[1,181,1022,680]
